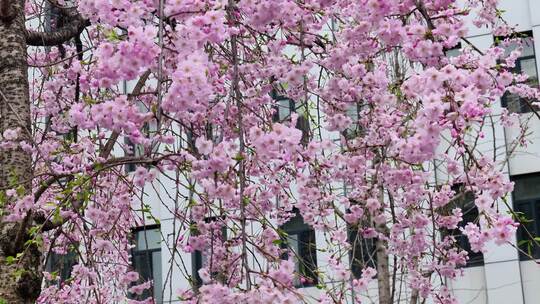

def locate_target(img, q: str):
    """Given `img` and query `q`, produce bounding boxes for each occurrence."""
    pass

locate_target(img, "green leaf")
[233,153,245,162]
[12,269,25,280]
[277,228,288,239]
[105,29,122,42]
[5,256,16,265]
[52,208,63,224]
[16,185,25,196]
[188,199,197,208]
[242,196,250,206]
[517,239,530,246]
[0,191,6,206]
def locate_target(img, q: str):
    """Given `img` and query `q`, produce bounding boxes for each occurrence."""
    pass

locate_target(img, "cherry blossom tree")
[0,0,538,303]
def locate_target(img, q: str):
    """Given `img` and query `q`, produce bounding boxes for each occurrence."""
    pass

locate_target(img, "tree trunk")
[0,0,42,302]
[375,223,391,304]
[376,187,391,304]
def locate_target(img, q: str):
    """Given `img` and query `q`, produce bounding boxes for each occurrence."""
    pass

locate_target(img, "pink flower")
[2,128,20,141]
[121,271,140,285]
[195,137,213,155]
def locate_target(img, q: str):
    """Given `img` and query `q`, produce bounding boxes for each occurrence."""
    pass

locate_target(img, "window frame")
[124,101,157,173]
[279,209,318,288]
[498,31,539,114]
[342,102,364,140]
[511,173,540,260]
[270,89,310,144]
[347,224,377,278]
[44,249,78,286]
[129,225,162,302]
[441,185,485,267]
[191,216,228,287]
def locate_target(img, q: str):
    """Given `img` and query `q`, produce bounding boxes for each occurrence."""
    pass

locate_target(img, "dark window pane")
[343,104,363,139]
[502,91,527,113]
[296,115,311,144]
[131,252,153,300]
[124,137,139,173]
[280,210,318,287]
[512,173,540,260]
[152,251,162,302]
[347,227,377,278]
[445,47,460,57]
[130,227,162,302]
[298,230,318,286]
[521,58,538,85]
[515,201,540,260]
[445,186,484,267]
[45,250,77,285]
[499,33,539,114]
[191,217,227,288]
[136,229,161,250]
[513,174,540,201]
[270,91,310,144]
[192,250,204,287]
[502,35,534,57]
[275,98,293,122]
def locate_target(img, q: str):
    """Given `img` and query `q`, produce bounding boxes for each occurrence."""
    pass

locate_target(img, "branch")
[416,0,435,31]
[26,11,89,46]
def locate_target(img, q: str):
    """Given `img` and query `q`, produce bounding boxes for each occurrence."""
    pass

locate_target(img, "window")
[125,101,157,173]
[343,103,363,139]
[499,32,539,114]
[347,225,377,278]
[125,120,157,173]
[131,226,162,302]
[512,173,540,260]
[272,93,296,122]
[44,250,77,286]
[443,185,484,267]
[444,43,461,58]
[124,136,145,173]
[271,90,310,144]
[191,217,227,287]
[185,122,223,155]
[280,209,318,287]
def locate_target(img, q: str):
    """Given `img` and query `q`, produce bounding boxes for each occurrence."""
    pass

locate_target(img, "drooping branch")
[26,11,89,47]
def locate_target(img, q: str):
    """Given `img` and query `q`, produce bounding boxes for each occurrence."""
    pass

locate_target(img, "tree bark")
[376,188,391,304]
[0,0,42,302]
[375,223,391,304]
